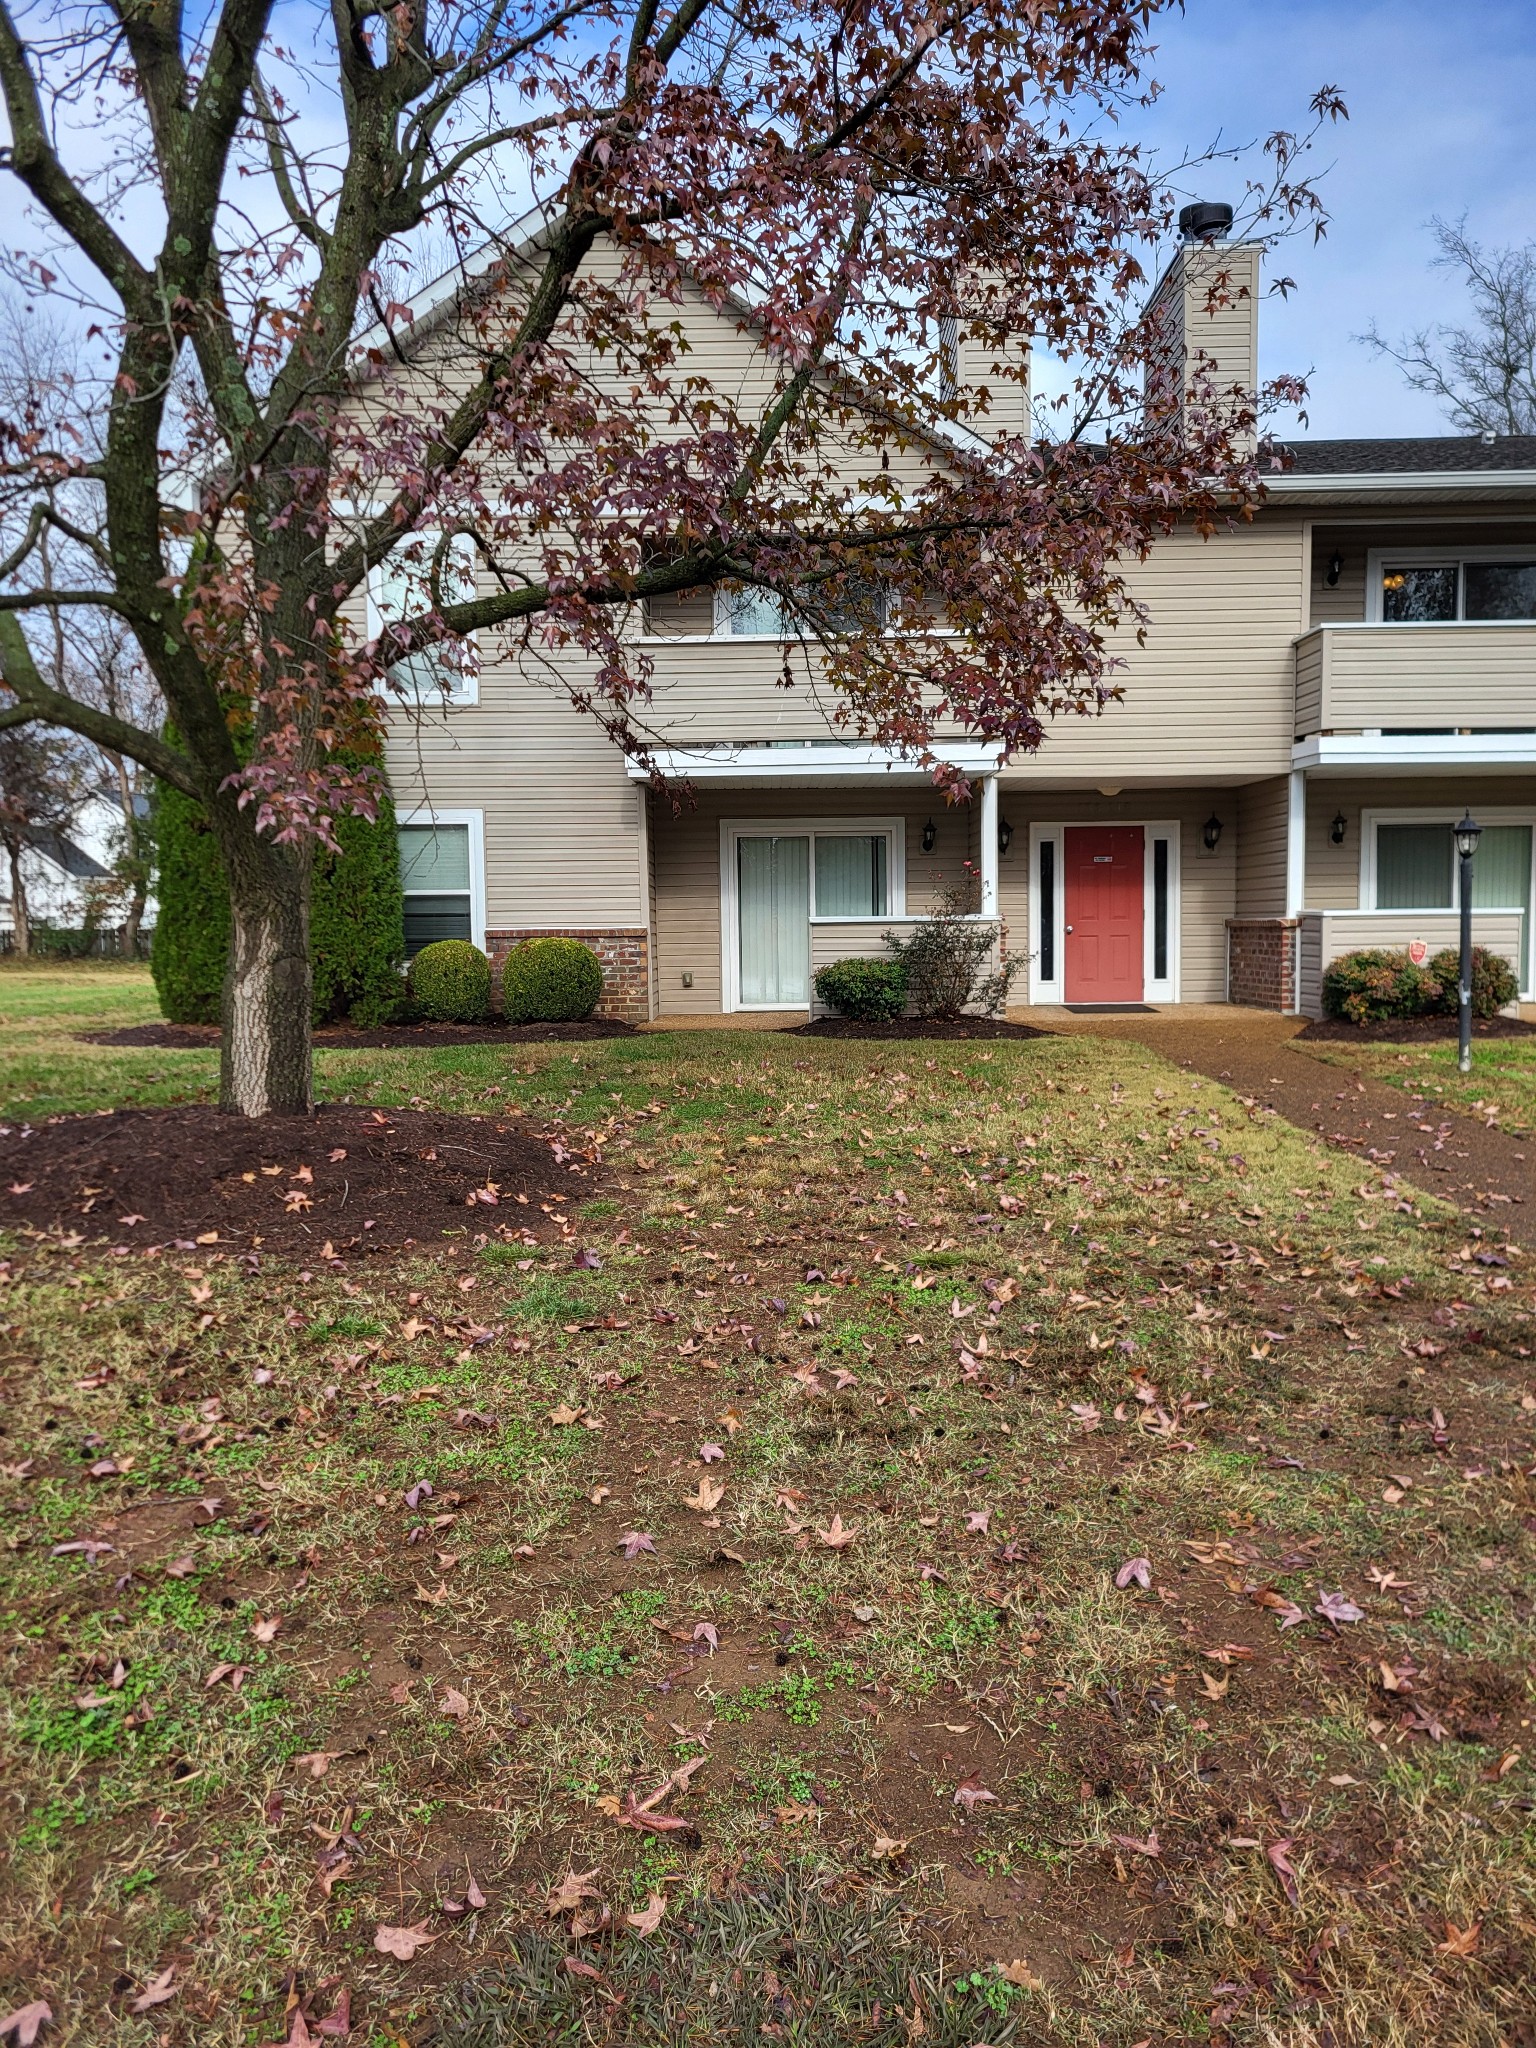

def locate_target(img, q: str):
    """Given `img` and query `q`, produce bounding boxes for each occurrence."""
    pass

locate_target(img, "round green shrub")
[813,956,907,1021]
[501,937,604,1023]
[409,939,493,1023]
[1428,945,1519,1018]
[1321,948,1443,1026]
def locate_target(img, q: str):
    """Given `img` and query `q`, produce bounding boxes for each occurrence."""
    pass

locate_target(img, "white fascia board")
[627,743,1002,783]
[1267,470,1536,496]
[348,202,558,369]
[1294,733,1536,773]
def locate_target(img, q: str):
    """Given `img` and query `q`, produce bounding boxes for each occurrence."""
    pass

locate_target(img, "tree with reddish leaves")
[0,0,1343,1115]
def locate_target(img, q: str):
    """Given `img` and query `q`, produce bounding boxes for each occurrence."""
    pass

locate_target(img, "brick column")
[1226,917,1299,1011]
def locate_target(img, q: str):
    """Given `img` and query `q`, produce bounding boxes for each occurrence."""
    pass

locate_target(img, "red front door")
[1064,827,1144,1002]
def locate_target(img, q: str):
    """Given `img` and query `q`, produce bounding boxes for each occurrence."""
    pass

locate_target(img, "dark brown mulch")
[1296,1014,1536,1043]
[81,1018,635,1051]
[790,1016,1050,1040]
[0,1104,603,1254]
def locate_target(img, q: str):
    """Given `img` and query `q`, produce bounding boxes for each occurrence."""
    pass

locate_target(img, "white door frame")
[719,815,907,1011]
[1027,819,1182,1006]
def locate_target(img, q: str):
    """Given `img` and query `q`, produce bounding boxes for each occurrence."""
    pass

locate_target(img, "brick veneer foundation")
[1226,917,1299,1011]
[486,928,651,1021]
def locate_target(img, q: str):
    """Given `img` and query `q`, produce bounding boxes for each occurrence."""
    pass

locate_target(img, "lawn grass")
[0,967,1533,2046]
[1307,1032,1536,1137]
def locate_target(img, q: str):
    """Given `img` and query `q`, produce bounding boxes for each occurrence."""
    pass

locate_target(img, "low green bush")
[812,956,908,1020]
[1321,949,1443,1026]
[501,936,603,1023]
[409,939,493,1023]
[1428,945,1519,1018]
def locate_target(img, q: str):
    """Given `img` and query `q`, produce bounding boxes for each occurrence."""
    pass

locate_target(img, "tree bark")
[121,882,144,957]
[219,843,313,1116]
[6,843,29,957]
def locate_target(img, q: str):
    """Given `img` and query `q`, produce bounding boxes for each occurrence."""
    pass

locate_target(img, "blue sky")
[1135,0,1536,438]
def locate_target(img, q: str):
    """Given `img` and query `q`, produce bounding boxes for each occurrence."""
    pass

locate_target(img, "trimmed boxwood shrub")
[1428,945,1519,1018]
[1322,944,1519,1026]
[813,956,908,1021]
[409,939,493,1023]
[501,936,604,1023]
[1321,949,1444,1026]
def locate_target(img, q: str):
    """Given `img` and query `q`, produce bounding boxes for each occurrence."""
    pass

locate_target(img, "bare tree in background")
[0,723,86,952]
[0,298,162,952]
[1362,217,1536,436]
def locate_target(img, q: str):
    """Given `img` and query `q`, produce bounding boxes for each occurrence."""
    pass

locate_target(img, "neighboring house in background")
[0,791,153,943]
[365,211,1536,1021]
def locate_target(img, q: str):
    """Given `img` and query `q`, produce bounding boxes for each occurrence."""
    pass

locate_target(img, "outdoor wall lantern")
[1202,813,1223,852]
[1325,549,1344,587]
[921,818,937,853]
[998,818,1014,855]
[1330,811,1348,845]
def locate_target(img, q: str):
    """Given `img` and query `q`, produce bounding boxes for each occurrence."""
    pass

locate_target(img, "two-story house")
[371,211,1536,1022]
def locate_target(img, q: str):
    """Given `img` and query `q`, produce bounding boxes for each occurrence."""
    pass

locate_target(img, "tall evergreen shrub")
[149,757,405,1027]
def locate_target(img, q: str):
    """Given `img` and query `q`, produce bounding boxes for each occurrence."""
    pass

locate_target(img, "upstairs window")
[368,533,480,702]
[1379,554,1536,622]
[714,581,890,638]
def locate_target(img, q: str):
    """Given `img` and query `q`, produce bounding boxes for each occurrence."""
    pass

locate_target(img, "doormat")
[1063,1003,1158,1013]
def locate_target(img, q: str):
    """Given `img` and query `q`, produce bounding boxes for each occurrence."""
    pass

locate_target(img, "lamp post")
[1454,812,1482,1075]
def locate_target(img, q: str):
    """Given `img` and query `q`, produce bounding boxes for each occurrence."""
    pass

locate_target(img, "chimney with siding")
[1143,202,1260,453]
[940,271,1031,446]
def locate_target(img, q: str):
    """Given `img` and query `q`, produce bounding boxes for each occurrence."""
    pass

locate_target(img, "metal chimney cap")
[1178,200,1235,243]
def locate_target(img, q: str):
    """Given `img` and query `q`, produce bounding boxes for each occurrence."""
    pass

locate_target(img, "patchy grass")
[1308,1033,1536,1137]
[0,971,1533,2046]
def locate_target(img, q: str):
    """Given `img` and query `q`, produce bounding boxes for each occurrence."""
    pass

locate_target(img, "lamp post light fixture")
[1454,811,1482,1075]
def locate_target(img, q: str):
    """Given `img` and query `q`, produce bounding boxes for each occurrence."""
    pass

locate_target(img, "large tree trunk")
[219,844,313,1116]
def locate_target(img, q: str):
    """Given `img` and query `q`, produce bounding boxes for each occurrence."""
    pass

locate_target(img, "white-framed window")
[1361,807,1534,994]
[367,532,480,704]
[396,807,486,957]
[1368,545,1536,624]
[719,816,907,1011]
[1027,819,1180,1005]
[712,581,891,639]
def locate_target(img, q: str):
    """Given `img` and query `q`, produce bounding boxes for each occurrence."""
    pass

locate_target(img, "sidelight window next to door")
[734,829,893,1007]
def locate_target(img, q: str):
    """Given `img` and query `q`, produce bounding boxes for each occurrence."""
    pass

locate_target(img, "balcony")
[1294,622,1536,739]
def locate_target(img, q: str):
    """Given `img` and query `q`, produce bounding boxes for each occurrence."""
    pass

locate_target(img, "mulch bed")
[82,1018,635,1051]
[790,1016,1050,1040]
[1296,1014,1536,1043]
[0,1104,602,1254]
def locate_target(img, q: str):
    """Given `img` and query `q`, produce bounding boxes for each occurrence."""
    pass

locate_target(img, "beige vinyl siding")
[995,788,1238,1003]
[1294,621,1536,731]
[1309,520,1536,626]
[386,671,647,929]
[1303,774,1536,909]
[650,788,976,1013]
[1235,776,1291,916]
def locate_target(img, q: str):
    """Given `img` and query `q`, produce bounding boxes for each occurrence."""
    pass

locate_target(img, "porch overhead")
[626,742,1001,786]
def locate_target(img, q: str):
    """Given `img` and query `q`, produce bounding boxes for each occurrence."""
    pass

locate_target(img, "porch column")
[979,774,999,916]
[1285,769,1306,917]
